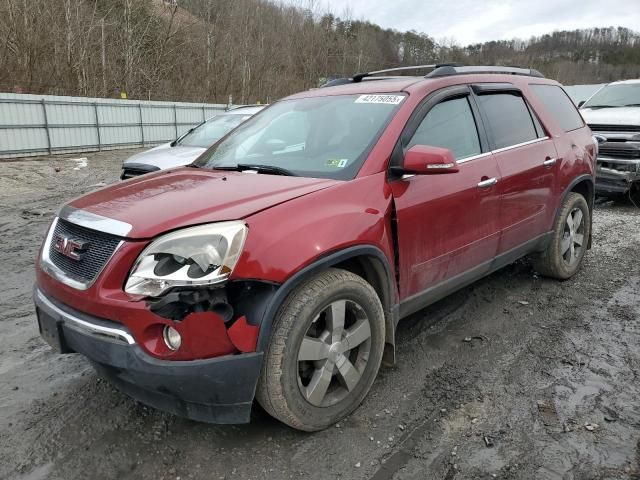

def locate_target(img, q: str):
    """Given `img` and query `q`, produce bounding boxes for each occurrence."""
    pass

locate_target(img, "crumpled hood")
[580,107,640,127]
[123,143,206,170]
[69,168,340,238]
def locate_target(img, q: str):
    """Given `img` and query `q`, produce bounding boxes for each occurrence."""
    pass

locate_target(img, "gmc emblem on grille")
[53,235,89,261]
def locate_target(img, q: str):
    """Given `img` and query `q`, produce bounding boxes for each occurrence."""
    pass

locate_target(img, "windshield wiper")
[234,164,296,176]
[208,164,296,176]
[623,103,640,107]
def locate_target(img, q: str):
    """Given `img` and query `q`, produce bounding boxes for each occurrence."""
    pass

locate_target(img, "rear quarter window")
[529,84,585,132]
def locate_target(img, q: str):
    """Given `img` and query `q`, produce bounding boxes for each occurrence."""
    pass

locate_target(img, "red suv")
[34,65,597,431]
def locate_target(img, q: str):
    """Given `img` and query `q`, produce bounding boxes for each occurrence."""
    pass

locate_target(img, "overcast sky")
[294,0,640,45]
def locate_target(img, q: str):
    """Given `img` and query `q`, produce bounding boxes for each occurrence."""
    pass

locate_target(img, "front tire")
[256,268,385,431]
[532,192,591,279]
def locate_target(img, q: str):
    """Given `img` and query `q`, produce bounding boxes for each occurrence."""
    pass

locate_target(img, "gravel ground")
[0,149,639,480]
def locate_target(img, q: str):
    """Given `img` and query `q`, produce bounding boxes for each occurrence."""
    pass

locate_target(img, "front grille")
[48,219,121,284]
[588,124,640,133]
[599,146,640,159]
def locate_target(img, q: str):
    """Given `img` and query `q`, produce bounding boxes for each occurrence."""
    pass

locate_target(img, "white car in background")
[579,79,640,199]
[121,105,265,179]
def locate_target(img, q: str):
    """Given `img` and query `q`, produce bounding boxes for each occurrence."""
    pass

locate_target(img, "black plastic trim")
[399,232,552,318]
[34,287,262,424]
[427,66,545,78]
[471,83,522,95]
[256,245,396,351]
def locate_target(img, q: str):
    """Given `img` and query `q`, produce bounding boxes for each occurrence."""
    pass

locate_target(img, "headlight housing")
[125,221,248,297]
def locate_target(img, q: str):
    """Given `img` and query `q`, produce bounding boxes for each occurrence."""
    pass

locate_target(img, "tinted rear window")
[530,84,584,132]
[478,93,538,149]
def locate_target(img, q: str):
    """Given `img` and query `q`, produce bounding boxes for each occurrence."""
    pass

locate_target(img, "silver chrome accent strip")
[35,288,135,345]
[456,152,492,164]
[490,136,550,155]
[456,137,550,165]
[59,205,132,237]
[40,217,124,291]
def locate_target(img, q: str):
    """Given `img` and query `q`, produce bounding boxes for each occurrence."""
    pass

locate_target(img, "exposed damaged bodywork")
[582,116,640,197]
[595,160,640,197]
[146,281,278,358]
[589,126,640,196]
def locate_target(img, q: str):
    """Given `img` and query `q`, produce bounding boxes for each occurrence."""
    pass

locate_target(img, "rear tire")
[256,268,385,431]
[532,192,591,279]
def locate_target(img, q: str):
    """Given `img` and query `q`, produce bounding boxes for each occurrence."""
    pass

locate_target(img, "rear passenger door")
[473,85,558,254]
[390,86,501,303]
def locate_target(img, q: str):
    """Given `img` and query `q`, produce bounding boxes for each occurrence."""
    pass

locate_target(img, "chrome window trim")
[456,152,492,164]
[58,205,132,237]
[40,217,124,291]
[456,136,551,165]
[490,136,550,155]
[35,288,135,345]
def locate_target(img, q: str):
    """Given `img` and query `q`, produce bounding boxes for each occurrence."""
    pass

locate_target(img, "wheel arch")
[569,176,595,208]
[555,174,594,249]
[256,245,398,363]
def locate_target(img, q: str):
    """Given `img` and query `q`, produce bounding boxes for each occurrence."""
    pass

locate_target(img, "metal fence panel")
[0,93,228,159]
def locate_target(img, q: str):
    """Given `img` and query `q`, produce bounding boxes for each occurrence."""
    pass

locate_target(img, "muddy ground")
[0,149,639,480]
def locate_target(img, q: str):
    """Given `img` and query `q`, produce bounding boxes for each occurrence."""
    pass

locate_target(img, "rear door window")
[477,93,538,149]
[408,97,481,160]
[530,84,585,132]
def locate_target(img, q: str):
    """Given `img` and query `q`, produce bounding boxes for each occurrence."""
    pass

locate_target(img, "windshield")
[193,94,406,180]
[582,83,640,108]
[177,114,251,148]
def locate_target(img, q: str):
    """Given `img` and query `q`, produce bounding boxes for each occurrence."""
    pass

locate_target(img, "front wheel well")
[333,254,397,365]
[333,255,390,312]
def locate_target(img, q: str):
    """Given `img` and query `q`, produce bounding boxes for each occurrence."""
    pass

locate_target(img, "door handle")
[477,177,498,189]
[543,157,557,167]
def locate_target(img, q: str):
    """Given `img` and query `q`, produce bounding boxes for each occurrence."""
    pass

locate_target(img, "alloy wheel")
[297,299,372,407]
[561,207,585,266]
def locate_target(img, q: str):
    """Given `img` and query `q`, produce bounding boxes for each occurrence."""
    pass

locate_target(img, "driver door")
[390,86,502,313]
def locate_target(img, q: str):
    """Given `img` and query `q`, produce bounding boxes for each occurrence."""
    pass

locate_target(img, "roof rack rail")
[225,104,264,111]
[321,75,419,88]
[426,65,545,78]
[352,64,462,83]
[320,63,545,88]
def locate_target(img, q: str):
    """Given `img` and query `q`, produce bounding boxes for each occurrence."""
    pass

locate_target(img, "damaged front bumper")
[33,287,263,424]
[595,158,640,196]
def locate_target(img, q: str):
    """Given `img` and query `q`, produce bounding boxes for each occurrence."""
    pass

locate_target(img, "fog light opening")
[163,325,182,351]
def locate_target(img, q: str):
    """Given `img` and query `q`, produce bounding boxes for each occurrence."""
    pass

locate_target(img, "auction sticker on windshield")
[326,158,349,168]
[355,94,404,105]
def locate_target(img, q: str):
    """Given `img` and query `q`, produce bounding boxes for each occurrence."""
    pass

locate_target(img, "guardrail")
[0,93,229,159]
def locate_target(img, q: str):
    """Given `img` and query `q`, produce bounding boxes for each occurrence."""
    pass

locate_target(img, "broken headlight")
[125,221,248,297]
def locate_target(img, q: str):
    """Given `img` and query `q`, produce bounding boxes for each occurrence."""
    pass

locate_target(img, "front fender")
[232,172,395,285]
[230,172,397,351]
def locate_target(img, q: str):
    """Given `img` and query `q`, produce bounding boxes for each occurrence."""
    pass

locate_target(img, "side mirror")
[402,145,459,174]
[578,100,585,108]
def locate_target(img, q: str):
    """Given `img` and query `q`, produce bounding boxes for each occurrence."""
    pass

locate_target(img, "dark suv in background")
[34,64,597,431]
